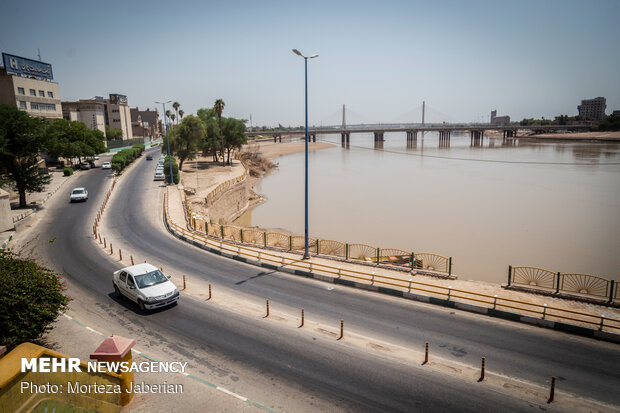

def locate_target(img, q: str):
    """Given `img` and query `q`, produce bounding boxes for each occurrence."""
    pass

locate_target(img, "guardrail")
[167,191,620,334]
[508,265,617,304]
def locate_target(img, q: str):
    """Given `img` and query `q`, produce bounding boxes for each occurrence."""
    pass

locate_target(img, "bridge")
[246,103,591,145]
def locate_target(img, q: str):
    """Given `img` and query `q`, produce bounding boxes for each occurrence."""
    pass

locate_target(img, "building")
[490,110,510,126]
[0,53,62,119]
[130,107,160,139]
[577,97,606,121]
[104,94,133,141]
[62,100,107,136]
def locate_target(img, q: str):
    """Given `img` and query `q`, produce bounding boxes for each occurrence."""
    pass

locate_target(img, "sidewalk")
[42,313,263,413]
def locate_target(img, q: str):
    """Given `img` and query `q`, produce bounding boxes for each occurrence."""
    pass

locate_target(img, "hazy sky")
[1,0,619,126]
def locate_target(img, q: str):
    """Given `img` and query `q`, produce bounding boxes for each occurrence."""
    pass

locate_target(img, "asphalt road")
[26,148,620,412]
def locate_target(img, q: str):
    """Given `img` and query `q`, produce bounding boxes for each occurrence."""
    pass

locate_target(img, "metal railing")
[509,265,617,304]
[165,192,620,333]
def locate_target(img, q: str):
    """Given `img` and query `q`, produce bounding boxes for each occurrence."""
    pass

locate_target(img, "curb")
[165,217,620,345]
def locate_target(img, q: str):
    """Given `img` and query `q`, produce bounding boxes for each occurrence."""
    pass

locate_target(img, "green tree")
[165,109,172,126]
[46,119,107,164]
[105,126,123,140]
[0,104,51,208]
[169,115,206,169]
[178,109,184,122]
[172,101,180,125]
[170,113,176,125]
[0,251,70,350]
[222,117,248,164]
[197,107,220,162]
[214,99,226,166]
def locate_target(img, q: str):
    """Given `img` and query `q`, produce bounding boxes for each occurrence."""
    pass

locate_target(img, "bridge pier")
[470,130,484,146]
[309,133,316,142]
[273,134,282,143]
[341,131,350,144]
[406,130,418,142]
[374,131,384,142]
[374,140,384,150]
[438,130,451,148]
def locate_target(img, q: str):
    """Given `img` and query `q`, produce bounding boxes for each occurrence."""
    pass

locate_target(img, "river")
[236,132,620,283]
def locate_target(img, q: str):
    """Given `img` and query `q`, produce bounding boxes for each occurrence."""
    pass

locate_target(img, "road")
[21,147,620,412]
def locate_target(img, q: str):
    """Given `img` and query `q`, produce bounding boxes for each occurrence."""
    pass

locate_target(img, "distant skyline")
[1,0,619,126]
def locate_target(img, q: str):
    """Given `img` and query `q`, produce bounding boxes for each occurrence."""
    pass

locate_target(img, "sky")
[1,0,619,127]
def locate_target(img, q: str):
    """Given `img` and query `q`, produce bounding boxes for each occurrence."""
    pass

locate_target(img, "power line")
[317,138,620,166]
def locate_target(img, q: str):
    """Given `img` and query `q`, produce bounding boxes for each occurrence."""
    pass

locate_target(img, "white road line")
[216,386,248,402]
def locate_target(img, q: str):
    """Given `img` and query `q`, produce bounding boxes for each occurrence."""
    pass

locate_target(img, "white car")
[113,263,179,311]
[102,161,112,169]
[94,155,100,160]
[154,171,165,181]
[69,187,88,202]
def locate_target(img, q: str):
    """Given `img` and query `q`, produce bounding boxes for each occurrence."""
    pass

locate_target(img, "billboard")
[2,53,53,80]
[109,94,128,105]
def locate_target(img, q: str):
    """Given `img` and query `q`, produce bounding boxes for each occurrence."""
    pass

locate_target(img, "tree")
[0,251,70,350]
[105,126,123,140]
[197,107,220,162]
[165,109,172,125]
[222,117,248,164]
[178,109,184,122]
[0,104,51,208]
[172,102,180,125]
[170,113,176,125]
[169,115,206,169]
[46,119,107,164]
[214,99,226,166]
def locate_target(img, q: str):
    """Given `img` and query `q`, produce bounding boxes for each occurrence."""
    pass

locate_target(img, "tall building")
[0,53,62,119]
[62,100,107,136]
[104,94,133,141]
[490,110,510,126]
[577,97,606,120]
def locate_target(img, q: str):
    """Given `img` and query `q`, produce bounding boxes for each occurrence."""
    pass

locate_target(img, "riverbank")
[519,131,620,141]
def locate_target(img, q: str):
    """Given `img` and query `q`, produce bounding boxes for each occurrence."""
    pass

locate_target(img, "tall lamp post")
[292,49,318,259]
[155,100,174,184]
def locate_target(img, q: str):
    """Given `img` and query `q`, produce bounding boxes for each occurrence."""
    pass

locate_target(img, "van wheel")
[114,284,122,298]
[138,299,146,311]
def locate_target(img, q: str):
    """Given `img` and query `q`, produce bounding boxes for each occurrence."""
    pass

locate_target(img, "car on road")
[113,263,179,311]
[154,171,165,181]
[94,155,99,160]
[146,154,153,160]
[69,187,88,202]
[102,161,111,169]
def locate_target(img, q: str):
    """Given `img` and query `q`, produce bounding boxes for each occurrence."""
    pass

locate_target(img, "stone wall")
[205,179,250,224]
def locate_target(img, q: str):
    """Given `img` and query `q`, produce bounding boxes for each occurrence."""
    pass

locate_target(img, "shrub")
[63,167,73,176]
[163,156,180,184]
[0,251,70,350]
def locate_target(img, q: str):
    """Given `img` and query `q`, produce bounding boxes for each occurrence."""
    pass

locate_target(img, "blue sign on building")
[2,53,53,80]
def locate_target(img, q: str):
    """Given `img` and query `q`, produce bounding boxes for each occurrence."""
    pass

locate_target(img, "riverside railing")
[508,265,617,304]
[165,191,620,333]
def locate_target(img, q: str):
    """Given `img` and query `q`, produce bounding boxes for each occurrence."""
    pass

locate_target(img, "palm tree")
[178,109,184,123]
[165,109,172,125]
[214,99,225,165]
[170,114,176,125]
[172,102,180,125]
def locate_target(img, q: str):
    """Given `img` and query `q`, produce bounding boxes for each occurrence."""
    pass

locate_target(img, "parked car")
[113,263,179,311]
[69,187,88,202]
[102,161,111,169]
[94,155,99,160]
[88,160,96,168]
[154,171,165,181]
[146,154,153,161]
[79,162,91,170]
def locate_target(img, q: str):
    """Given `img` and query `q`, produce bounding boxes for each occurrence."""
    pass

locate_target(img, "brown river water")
[236,132,620,283]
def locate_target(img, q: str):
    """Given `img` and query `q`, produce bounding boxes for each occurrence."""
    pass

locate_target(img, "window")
[127,276,136,288]
[17,87,25,95]
[30,103,39,110]
[47,91,54,98]
[29,89,36,96]
[38,90,45,97]
[119,271,127,283]
[19,101,27,109]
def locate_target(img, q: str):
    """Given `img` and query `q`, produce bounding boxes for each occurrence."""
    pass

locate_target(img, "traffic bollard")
[119,249,122,261]
[208,284,212,300]
[104,238,106,248]
[131,255,134,265]
[266,300,270,317]
[339,319,344,340]
[300,308,305,327]
[478,357,486,382]
[183,275,186,290]
[424,342,429,365]
[548,376,556,403]
[110,243,113,255]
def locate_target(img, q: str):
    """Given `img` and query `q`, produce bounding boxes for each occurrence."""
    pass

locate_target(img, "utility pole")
[342,104,346,130]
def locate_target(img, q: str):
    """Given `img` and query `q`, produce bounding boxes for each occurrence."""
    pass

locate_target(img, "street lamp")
[155,100,174,184]
[292,49,318,259]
